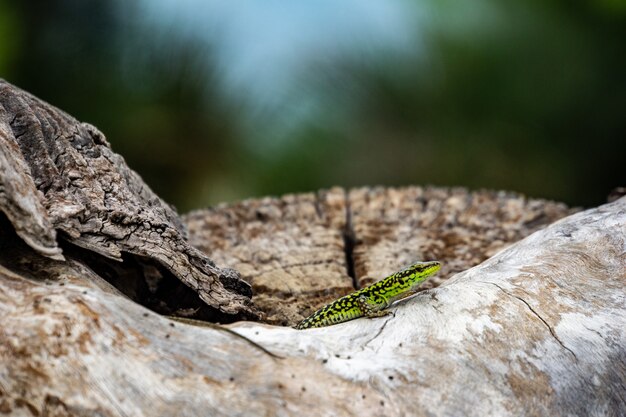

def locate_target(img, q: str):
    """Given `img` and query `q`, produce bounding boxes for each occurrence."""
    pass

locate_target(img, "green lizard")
[295,260,441,330]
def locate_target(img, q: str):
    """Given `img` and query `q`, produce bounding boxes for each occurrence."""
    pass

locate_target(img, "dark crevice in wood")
[58,240,250,324]
[0,212,52,280]
[342,189,358,290]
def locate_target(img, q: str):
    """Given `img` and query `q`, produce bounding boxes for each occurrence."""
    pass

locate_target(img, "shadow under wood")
[0,213,245,324]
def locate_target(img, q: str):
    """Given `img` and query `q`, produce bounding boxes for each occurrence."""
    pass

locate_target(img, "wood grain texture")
[0,79,255,317]
[185,186,574,326]
[0,196,624,417]
[348,186,573,288]
[185,188,351,325]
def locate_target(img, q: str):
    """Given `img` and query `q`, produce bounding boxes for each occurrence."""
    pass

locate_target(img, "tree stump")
[0,79,624,417]
[184,186,575,326]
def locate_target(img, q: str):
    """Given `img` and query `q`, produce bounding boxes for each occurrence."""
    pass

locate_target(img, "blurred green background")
[1,0,624,212]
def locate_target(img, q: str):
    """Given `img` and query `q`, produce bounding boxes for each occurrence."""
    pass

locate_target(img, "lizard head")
[391,260,441,293]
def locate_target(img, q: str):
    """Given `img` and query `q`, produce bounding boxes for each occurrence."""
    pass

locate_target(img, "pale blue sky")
[136,1,423,122]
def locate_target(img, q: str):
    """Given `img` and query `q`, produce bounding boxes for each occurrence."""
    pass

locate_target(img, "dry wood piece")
[0,79,255,317]
[186,186,574,326]
[0,195,623,416]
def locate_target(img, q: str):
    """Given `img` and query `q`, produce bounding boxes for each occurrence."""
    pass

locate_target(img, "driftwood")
[0,80,624,416]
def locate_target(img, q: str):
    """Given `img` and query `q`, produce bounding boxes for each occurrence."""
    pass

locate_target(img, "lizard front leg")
[357,295,392,318]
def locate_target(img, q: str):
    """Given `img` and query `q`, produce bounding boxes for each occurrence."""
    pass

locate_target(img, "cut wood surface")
[185,187,574,326]
[0,79,624,417]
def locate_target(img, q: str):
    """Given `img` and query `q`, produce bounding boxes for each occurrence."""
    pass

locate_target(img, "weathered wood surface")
[0,80,624,416]
[0,79,255,317]
[1,195,624,416]
[185,187,573,326]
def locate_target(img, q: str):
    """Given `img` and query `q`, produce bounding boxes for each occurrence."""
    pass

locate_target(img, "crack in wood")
[482,281,578,361]
[342,189,358,290]
[362,314,394,352]
[167,316,284,360]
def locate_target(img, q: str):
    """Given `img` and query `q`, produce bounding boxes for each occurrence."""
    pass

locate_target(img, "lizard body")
[295,260,441,329]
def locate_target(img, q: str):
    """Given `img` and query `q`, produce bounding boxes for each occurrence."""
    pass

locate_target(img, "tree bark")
[0,80,624,417]
[0,79,256,319]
